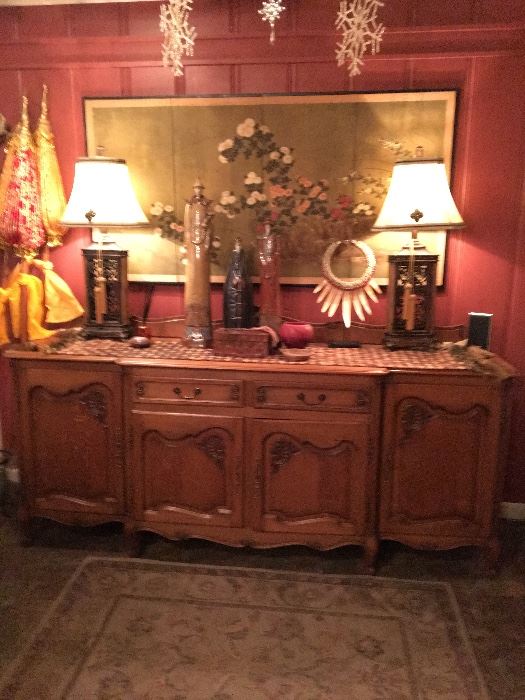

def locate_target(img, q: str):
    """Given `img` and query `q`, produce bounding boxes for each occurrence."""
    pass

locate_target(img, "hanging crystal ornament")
[159,0,197,77]
[335,0,385,77]
[258,0,286,44]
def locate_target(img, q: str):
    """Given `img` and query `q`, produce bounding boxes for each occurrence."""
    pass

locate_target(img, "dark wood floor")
[1,513,524,699]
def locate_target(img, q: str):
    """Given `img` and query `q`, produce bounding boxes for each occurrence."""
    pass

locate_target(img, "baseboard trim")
[500,502,525,521]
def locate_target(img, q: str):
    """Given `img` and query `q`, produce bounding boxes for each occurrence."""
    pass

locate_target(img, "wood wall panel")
[69,3,123,37]
[191,0,233,37]
[17,6,69,38]
[474,0,525,24]
[294,62,348,93]
[350,57,411,91]
[0,71,23,128]
[0,8,19,41]
[126,2,163,35]
[129,66,176,97]
[452,56,525,354]
[0,1,524,501]
[412,0,475,26]
[294,0,337,33]
[410,56,473,321]
[184,64,233,95]
[378,0,414,27]
[237,63,290,94]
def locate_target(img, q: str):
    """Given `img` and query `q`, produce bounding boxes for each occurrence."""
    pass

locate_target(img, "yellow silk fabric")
[43,268,84,323]
[0,266,55,344]
[30,258,84,324]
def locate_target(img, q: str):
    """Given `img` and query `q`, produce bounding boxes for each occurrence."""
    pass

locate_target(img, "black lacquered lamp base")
[383,330,436,351]
[82,323,132,341]
[82,246,131,342]
[385,251,438,352]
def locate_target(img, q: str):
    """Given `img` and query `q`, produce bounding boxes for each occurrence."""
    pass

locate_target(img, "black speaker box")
[467,312,492,350]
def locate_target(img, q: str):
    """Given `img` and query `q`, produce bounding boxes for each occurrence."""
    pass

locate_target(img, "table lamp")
[61,156,149,339]
[371,156,465,349]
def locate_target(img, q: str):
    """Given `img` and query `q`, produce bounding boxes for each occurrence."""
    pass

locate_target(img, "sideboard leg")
[360,536,379,575]
[17,505,36,546]
[480,535,501,576]
[19,519,36,547]
[124,523,143,557]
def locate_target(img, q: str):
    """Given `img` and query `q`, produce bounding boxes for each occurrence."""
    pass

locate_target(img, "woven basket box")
[213,328,270,358]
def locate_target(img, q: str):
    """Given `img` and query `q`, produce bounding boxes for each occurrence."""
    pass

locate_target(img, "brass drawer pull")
[173,387,202,400]
[296,392,326,406]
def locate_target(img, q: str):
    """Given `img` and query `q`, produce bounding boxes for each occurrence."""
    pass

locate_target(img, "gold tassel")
[403,231,417,332]
[403,285,417,331]
[94,277,107,324]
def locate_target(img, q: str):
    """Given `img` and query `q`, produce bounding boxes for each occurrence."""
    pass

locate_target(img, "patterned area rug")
[0,558,489,700]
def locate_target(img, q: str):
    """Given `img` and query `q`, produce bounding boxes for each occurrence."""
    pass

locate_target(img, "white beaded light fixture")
[159,0,197,77]
[258,0,286,44]
[335,0,385,77]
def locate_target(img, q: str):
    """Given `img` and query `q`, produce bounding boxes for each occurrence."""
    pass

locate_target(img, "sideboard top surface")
[4,336,515,383]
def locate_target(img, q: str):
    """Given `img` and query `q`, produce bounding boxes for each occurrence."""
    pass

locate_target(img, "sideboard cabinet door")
[130,411,243,529]
[17,364,124,519]
[247,417,374,541]
[380,379,505,547]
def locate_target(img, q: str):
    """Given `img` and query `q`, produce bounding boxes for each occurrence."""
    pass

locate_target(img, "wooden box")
[213,328,270,358]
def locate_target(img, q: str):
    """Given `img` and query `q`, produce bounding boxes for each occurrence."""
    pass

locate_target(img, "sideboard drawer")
[248,381,371,412]
[133,376,243,406]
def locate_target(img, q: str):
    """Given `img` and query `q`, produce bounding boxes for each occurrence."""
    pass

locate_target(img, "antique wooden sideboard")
[5,336,513,572]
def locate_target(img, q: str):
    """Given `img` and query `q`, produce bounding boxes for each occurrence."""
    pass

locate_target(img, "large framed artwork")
[84,91,457,285]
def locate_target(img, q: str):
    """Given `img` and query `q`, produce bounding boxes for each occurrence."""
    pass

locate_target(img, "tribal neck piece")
[313,239,381,328]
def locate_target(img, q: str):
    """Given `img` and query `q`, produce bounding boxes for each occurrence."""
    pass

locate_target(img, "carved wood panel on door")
[130,411,243,531]
[15,364,125,531]
[247,417,375,540]
[379,377,506,567]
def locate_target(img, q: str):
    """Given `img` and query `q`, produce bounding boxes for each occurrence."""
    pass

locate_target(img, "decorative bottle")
[223,237,253,328]
[183,179,213,347]
[256,222,282,331]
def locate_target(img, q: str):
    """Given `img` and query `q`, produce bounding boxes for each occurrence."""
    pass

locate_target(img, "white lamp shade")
[61,157,149,228]
[371,159,464,231]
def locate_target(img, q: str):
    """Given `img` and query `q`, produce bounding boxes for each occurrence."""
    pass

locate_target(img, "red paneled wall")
[1,0,524,500]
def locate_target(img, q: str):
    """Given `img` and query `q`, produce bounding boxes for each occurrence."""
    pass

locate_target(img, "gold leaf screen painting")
[84,91,457,285]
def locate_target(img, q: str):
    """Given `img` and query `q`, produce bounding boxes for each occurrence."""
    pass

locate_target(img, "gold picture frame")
[84,91,457,285]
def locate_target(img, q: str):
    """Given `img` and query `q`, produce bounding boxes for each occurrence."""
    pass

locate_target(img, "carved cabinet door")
[246,417,373,537]
[380,380,503,541]
[19,365,124,516]
[129,411,243,528]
